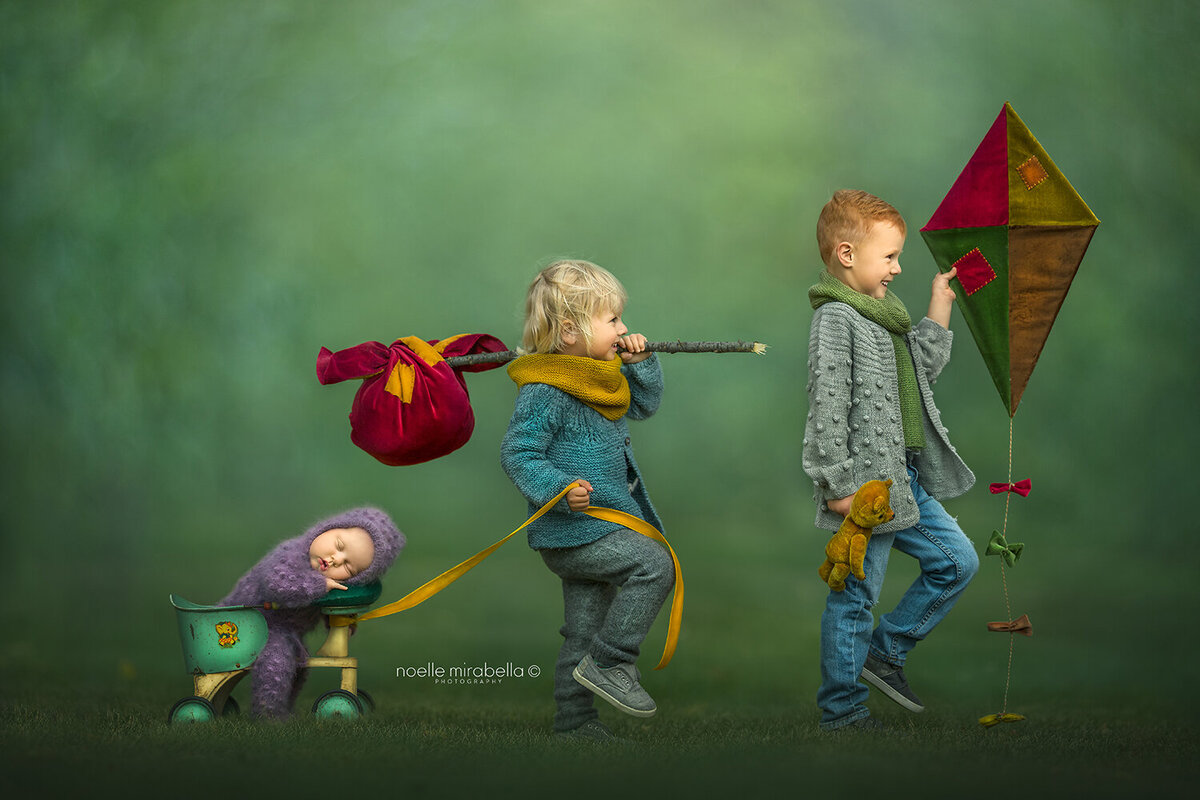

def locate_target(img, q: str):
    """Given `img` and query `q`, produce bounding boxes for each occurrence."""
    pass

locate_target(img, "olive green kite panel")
[1005,104,1101,228]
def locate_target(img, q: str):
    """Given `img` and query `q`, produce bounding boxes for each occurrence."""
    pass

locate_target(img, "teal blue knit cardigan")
[500,355,664,550]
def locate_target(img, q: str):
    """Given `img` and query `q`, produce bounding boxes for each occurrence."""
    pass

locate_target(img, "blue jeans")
[817,465,979,730]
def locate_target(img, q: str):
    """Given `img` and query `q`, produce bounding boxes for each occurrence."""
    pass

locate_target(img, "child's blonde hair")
[816,190,907,268]
[521,260,628,354]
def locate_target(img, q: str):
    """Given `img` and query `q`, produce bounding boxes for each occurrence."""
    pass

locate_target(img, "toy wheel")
[312,690,365,720]
[221,697,240,717]
[168,696,217,724]
[356,689,376,713]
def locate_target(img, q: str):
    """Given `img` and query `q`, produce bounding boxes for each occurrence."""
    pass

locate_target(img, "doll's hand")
[827,495,854,518]
[324,577,348,592]
[567,480,593,511]
[618,334,650,364]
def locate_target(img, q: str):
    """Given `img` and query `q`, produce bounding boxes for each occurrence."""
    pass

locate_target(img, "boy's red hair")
[817,190,907,267]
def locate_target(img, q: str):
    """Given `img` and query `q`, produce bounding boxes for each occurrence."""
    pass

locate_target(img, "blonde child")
[803,190,979,731]
[500,260,674,741]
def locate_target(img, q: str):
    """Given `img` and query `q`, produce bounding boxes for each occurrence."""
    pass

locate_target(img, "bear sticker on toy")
[818,479,894,592]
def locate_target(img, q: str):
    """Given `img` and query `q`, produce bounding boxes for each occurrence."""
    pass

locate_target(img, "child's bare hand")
[827,495,854,517]
[567,480,593,511]
[932,266,958,303]
[618,334,650,364]
[324,577,348,592]
[928,266,957,329]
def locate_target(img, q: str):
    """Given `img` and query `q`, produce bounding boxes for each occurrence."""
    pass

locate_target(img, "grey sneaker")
[572,654,657,718]
[861,654,924,712]
[555,719,624,742]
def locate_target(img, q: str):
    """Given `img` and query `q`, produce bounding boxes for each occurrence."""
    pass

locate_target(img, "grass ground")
[4,534,1198,799]
[3,654,1196,799]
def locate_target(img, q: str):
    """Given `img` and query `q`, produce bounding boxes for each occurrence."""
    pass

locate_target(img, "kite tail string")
[999,415,1016,716]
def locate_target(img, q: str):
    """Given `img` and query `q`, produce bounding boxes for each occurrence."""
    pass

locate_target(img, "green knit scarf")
[808,270,925,450]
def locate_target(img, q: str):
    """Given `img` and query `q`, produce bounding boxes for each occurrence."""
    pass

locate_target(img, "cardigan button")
[625,437,631,446]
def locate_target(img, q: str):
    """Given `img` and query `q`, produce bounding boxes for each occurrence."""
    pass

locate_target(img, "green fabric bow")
[986,530,1024,567]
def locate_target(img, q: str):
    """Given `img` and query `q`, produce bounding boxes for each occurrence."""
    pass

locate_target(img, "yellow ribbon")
[356,482,683,669]
[580,503,684,671]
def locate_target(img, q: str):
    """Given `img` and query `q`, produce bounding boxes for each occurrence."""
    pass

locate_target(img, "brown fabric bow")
[986,613,1033,636]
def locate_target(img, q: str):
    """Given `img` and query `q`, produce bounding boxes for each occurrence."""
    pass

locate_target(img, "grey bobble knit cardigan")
[803,302,974,534]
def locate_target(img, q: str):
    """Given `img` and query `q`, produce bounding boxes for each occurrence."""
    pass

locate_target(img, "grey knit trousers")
[539,527,675,732]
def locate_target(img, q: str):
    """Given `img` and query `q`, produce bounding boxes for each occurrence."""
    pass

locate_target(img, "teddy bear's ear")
[884,479,893,488]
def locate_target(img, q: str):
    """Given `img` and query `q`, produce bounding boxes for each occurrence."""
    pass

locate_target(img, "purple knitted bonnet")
[302,507,405,585]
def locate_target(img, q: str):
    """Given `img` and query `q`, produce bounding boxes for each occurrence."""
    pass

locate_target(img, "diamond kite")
[920,102,1099,417]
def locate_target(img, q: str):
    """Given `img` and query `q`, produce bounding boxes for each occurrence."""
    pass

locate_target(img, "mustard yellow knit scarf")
[506,354,631,420]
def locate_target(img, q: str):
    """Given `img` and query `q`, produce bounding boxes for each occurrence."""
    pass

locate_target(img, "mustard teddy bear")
[819,479,894,592]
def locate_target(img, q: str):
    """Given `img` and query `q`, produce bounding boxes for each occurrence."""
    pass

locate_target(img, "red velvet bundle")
[316,334,508,466]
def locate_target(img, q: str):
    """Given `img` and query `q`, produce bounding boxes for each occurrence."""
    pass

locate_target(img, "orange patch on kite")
[1016,155,1049,190]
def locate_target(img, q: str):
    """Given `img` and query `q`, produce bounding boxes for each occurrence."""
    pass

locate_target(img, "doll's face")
[309,527,375,581]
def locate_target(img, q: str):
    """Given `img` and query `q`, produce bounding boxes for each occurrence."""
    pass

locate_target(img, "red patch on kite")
[952,248,998,296]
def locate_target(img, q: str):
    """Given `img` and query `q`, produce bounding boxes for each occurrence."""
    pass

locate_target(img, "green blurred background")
[2,0,1197,753]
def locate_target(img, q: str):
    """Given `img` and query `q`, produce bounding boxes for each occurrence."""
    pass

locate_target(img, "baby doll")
[219,507,404,718]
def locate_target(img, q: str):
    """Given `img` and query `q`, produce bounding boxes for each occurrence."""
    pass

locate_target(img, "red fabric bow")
[989,479,1031,497]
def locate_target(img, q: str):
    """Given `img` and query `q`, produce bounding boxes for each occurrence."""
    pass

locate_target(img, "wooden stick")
[444,340,767,368]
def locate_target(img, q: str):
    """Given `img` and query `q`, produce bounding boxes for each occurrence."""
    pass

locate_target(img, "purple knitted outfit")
[219,507,404,718]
